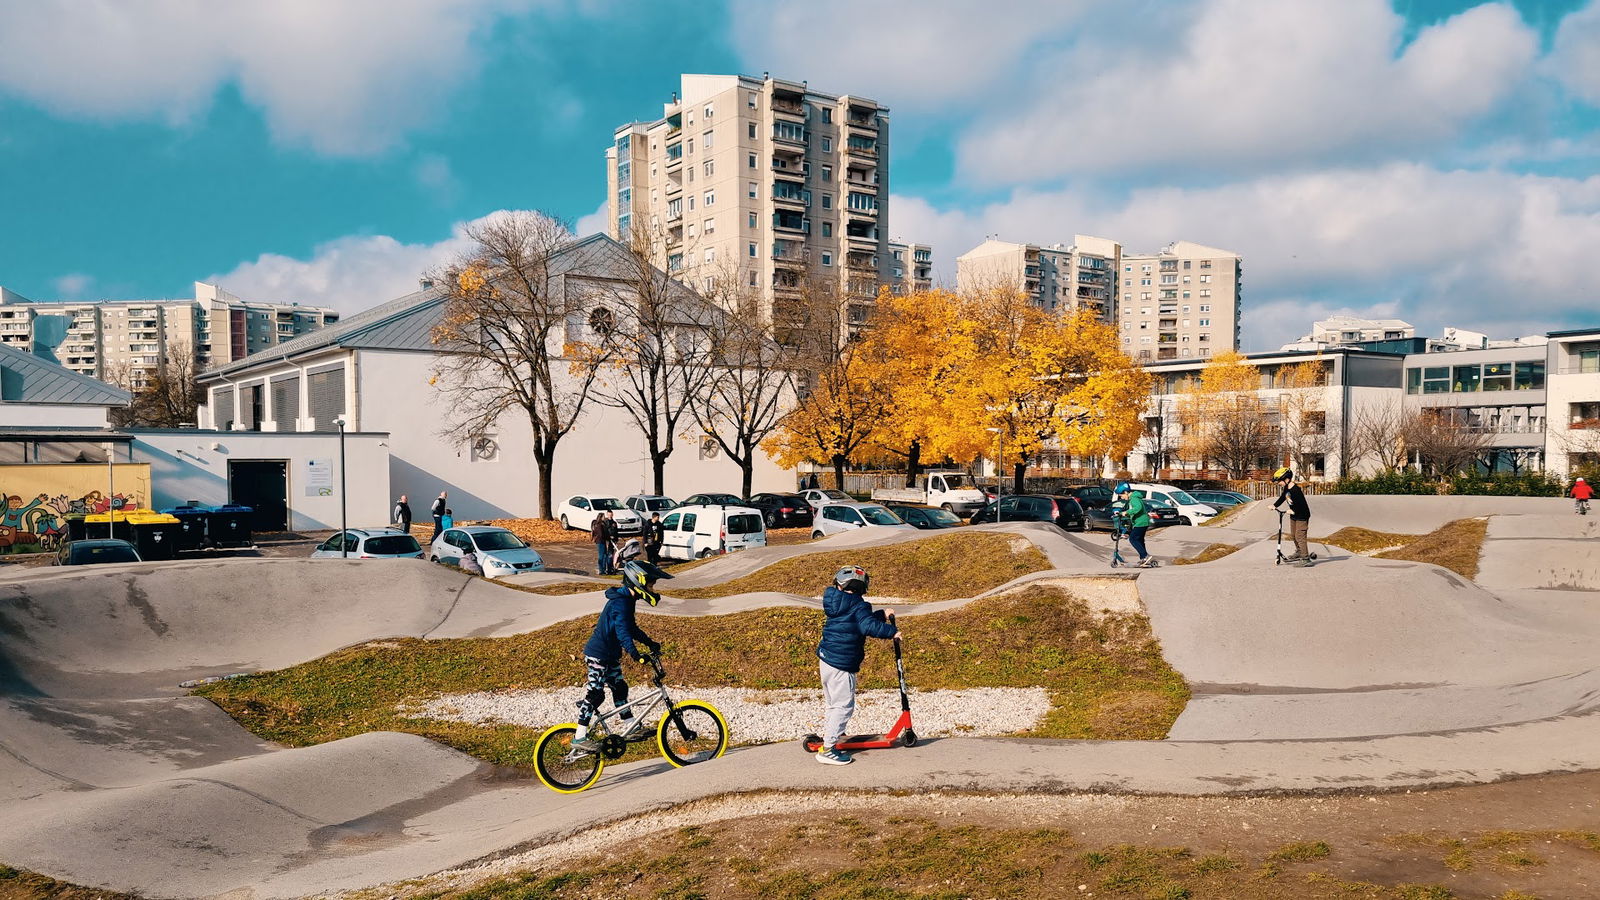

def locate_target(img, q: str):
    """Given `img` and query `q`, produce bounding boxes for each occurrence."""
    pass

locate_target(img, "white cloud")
[51,273,95,298]
[0,0,548,155]
[1551,0,1600,106]
[412,153,460,204]
[957,0,1538,181]
[573,199,609,238]
[728,0,1099,110]
[891,164,1600,349]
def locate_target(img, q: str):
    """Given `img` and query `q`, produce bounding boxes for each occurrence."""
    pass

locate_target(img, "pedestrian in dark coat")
[430,491,448,543]
[392,494,412,534]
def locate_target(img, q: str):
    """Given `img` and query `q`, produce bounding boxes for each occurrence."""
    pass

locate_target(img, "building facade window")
[821,252,833,266]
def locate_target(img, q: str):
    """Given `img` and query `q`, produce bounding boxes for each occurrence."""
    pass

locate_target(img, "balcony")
[845,138,878,159]
[771,94,805,118]
[846,108,878,129]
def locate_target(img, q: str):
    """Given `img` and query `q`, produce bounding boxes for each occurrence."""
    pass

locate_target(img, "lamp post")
[332,417,348,557]
[102,441,117,535]
[986,426,1005,522]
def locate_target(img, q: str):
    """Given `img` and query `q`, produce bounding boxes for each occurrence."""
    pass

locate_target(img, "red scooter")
[803,636,918,752]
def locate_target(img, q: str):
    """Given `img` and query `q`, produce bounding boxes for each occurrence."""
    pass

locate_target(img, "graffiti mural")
[0,464,150,553]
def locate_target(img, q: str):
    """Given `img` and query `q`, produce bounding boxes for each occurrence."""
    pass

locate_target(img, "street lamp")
[102,441,118,535]
[332,417,348,557]
[986,426,1005,522]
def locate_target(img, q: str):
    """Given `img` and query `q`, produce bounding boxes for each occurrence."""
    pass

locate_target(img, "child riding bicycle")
[571,559,669,752]
[1573,477,1592,514]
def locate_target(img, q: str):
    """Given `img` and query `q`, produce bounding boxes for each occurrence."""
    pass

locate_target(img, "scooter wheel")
[902,729,918,747]
[802,733,823,753]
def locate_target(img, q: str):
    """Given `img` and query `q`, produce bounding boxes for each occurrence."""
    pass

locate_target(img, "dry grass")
[0,866,131,899]
[1376,518,1488,580]
[511,580,610,596]
[482,517,590,545]
[1315,526,1419,554]
[1171,543,1241,566]
[661,531,1049,603]
[1201,502,1254,528]
[193,585,1190,768]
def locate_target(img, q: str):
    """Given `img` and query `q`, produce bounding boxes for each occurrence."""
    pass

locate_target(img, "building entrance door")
[228,460,289,532]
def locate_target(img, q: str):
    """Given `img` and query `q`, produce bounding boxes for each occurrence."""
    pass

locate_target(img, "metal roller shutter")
[214,388,234,431]
[307,367,345,431]
[271,376,299,432]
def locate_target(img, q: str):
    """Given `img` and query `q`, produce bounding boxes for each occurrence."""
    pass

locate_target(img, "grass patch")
[1271,841,1331,861]
[0,865,132,899]
[514,580,610,596]
[661,531,1049,603]
[392,817,1484,900]
[1171,543,1241,566]
[1376,518,1488,580]
[193,585,1189,766]
[1315,526,1419,554]
[1201,503,1254,528]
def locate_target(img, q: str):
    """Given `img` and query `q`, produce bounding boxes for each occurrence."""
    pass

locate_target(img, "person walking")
[814,565,900,766]
[645,512,665,564]
[1272,467,1313,566]
[590,513,610,576]
[602,511,620,573]
[392,494,412,534]
[430,491,448,543]
[1114,482,1154,567]
[1572,476,1592,514]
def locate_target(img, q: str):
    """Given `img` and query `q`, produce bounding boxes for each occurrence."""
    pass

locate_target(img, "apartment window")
[1406,368,1422,394]
[1160,275,1177,284]
[1453,364,1482,392]
[702,129,713,149]
[1581,349,1600,374]
[1140,337,1152,344]
[1199,304,1211,312]
[1198,334,1210,343]
[773,121,804,141]
[749,270,758,286]
[687,223,696,238]
[1182,275,1191,283]
[1140,278,1151,286]
[687,196,694,210]
[893,267,903,278]
[747,93,757,109]
[821,252,833,266]
[748,153,756,168]
[1199,274,1212,283]
[687,166,693,182]
[749,122,757,139]
[1182,305,1191,312]
[748,212,757,228]
[1140,292,1151,301]
[704,276,715,291]
[704,190,715,206]
[1141,264,1152,273]
[821,165,832,182]
[704,103,713,119]
[704,248,716,263]
[1140,307,1151,315]
[821,194,832,209]
[748,242,757,258]
[1200,260,1213,269]
[1482,362,1513,392]
[821,136,832,152]
[1199,290,1211,298]
[703,217,715,235]
[1124,278,1132,287]
[1183,260,1192,270]
[1182,291,1191,299]
[686,138,693,154]
[1422,366,1450,393]
[703,161,714,177]
[821,222,832,237]
[1199,318,1210,327]
[1515,361,1545,390]
[821,108,833,124]
[748,181,758,198]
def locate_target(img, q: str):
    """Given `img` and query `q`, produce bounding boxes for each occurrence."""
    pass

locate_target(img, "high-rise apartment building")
[607,74,894,335]
[0,282,338,387]
[955,236,1120,319]
[887,241,933,294]
[1118,241,1241,361]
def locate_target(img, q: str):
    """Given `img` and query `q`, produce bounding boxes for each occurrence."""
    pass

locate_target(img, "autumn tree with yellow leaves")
[1175,350,1279,478]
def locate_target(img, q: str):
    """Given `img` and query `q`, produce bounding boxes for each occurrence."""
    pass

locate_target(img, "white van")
[658,504,768,560]
[1129,483,1217,526]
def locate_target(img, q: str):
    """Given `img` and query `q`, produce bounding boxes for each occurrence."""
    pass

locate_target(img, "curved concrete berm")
[1,507,1598,898]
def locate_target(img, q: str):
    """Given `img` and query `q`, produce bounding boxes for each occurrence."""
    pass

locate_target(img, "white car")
[556,495,645,535]
[624,494,678,514]
[657,504,767,560]
[1129,483,1217,526]
[799,488,852,512]
[310,527,423,559]
[430,526,545,579]
[811,502,916,539]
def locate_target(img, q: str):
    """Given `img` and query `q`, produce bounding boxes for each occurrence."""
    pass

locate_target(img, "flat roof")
[1547,327,1600,338]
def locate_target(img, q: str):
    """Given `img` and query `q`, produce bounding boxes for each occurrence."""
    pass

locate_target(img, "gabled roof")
[0,343,131,406]
[199,233,721,383]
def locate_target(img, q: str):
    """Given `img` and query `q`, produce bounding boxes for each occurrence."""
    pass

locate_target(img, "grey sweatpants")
[819,658,857,749]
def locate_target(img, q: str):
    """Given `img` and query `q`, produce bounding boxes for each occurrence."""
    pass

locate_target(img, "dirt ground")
[364,771,1600,899]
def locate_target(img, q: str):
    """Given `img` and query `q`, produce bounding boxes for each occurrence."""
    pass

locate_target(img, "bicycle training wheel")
[534,724,604,793]
[657,701,729,767]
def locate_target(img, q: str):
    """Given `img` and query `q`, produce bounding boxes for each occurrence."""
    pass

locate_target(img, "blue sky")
[2,0,1598,349]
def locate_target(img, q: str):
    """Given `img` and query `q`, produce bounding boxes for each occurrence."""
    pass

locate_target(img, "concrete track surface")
[2,499,1598,898]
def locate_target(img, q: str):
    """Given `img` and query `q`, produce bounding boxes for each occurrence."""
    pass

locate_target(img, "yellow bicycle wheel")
[534,723,604,793]
[656,701,728,767]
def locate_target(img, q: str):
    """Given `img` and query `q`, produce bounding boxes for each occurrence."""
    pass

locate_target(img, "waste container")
[65,514,89,543]
[126,512,183,561]
[83,512,134,542]
[159,506,210,552]
[205,505,254,548]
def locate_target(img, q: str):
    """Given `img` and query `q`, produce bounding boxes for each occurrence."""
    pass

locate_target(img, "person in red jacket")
[1572,477,1593,514]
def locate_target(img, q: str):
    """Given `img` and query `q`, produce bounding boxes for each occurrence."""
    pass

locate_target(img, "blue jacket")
[816,586,897,673]
[583,587,656,663]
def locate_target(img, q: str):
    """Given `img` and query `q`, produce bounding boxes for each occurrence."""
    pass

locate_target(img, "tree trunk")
[903,440,921,487]
[651,449,669,497]
[1012,460,1026,494]
[740,457,755,499]
[535,454,555,520]
[832,454,847,497]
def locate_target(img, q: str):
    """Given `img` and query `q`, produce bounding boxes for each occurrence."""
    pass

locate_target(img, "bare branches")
[109,342,202,428]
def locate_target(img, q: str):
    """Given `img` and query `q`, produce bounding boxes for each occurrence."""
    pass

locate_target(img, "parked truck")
[871,470,989,518]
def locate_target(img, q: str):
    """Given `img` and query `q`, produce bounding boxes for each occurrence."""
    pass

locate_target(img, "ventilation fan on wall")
[472,436,499,461]
[699,436,719,459]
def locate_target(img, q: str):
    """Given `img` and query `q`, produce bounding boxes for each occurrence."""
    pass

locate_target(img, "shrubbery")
[1330,471,1569,496]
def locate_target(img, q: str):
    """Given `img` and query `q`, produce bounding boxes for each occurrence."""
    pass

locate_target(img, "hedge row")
[1329,471,1572,496]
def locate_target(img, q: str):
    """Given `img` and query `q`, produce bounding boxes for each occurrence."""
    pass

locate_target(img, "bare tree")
[1276,360,1335,478]
[1347,403,1412,475]
[428,212,612,519]
[109,342,202,428]
[587,224,721,496]
[1405,408,1492,477]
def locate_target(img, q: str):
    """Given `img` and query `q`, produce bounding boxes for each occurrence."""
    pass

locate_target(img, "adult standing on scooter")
[1273,467,1313,566]
[815,565,899,766]
[1114,482,1154,568]
[1571,477,1592,515]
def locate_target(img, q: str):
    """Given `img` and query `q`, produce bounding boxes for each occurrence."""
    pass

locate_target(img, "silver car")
[624,494,679,514]
[310,528,423,559]
[429,525,545,579]
[810,502,916,539]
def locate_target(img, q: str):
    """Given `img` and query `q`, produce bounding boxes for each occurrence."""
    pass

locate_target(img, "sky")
[2,0,1598,350]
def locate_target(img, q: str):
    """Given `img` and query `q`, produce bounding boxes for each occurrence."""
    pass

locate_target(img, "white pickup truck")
[871,471,989,517]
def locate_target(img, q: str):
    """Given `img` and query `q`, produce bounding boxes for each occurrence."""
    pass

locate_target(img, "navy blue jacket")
[816,585,897,673]
[583,587,656,663]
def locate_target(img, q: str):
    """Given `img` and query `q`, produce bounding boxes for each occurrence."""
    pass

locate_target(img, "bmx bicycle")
[1578,498,1590,516]
[533,653,728,794]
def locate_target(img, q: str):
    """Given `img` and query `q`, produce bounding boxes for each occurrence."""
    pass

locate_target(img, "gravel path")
[413,685,1050,744]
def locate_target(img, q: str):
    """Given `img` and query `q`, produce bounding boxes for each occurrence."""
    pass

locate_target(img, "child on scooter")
[1572,477,1592,514]
[815,565,899,766]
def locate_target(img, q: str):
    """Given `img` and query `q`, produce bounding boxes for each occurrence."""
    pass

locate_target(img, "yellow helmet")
[1272,467,1294,482]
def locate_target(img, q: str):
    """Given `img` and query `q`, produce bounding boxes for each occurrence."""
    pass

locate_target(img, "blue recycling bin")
[159,506,210,552]
[205,504,254,548]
